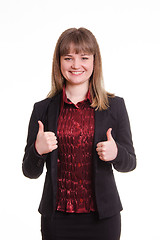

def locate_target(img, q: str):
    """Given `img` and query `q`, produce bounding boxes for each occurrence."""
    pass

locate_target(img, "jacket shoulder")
[106,96,127,122]
[108,95,124,105]
[34,92,62,112]
[108,96,125,111]
[34,97,52,110]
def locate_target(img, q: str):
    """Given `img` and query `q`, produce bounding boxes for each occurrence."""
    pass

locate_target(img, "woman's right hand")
[35,121,58,155]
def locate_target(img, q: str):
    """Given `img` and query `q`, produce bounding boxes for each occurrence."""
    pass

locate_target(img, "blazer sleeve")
[111,98,137,172]
[22,103,47,179]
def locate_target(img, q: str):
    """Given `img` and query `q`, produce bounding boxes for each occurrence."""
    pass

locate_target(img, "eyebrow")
[63,53,90,57]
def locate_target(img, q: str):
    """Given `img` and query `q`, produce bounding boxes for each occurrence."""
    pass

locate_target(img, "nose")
[71,58,80,69]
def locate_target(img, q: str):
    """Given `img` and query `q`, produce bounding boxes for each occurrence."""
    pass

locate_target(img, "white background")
[0,0,160,239]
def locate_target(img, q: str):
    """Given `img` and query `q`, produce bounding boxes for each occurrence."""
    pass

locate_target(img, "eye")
[64,57,72,61]
[82,57,89,60]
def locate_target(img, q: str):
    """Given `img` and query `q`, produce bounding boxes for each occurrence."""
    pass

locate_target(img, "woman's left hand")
[96,128,118,162]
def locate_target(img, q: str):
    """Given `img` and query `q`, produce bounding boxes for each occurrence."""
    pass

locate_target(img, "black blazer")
[22,92,136,219]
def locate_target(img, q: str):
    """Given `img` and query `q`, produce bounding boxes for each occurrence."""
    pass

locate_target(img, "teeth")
[71,71,83,75]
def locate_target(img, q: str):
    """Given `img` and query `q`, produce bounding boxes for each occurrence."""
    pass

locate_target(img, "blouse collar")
[62,85,92,106]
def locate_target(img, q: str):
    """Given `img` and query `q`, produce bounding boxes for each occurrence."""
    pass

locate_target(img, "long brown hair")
[47,27,114,110]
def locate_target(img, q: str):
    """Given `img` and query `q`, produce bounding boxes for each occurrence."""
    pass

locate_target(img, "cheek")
[88,58,94,72]
[87,62,94,75]
[60,61,67,76]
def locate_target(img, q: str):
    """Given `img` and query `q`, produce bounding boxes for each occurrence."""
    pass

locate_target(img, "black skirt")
[41,211,121,240]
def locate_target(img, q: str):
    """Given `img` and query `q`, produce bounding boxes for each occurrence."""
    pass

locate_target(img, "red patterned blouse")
[56,87,97,213]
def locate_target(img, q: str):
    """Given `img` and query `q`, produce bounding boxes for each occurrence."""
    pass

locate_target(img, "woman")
[22,27,136,240]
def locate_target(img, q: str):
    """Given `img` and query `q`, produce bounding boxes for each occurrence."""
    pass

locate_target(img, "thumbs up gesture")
[96,128,118,162]
[35,121,58,155]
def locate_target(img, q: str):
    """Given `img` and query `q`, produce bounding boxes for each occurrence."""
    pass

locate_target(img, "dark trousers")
[41,211,121,240]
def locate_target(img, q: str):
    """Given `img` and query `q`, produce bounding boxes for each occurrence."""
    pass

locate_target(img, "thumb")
[106,128,113,141]
[38,120,44,133]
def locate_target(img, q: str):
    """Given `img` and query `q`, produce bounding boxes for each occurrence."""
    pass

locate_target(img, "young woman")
[22,27,136,240]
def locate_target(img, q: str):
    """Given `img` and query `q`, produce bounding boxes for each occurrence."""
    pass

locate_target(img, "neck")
[65,82,89,104]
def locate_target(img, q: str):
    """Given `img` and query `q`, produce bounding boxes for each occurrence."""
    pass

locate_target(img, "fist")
[35,121,58,155]
[96,128,118,162]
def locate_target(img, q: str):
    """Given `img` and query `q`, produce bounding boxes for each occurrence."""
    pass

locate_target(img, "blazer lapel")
[94,109,111,145]
[47,92,62,205]
[47,93,61,133]
[93,109,111,169]
[47,92,61,170]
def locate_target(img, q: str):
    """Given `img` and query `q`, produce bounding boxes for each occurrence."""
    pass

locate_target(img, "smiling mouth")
[70,71,84,75]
